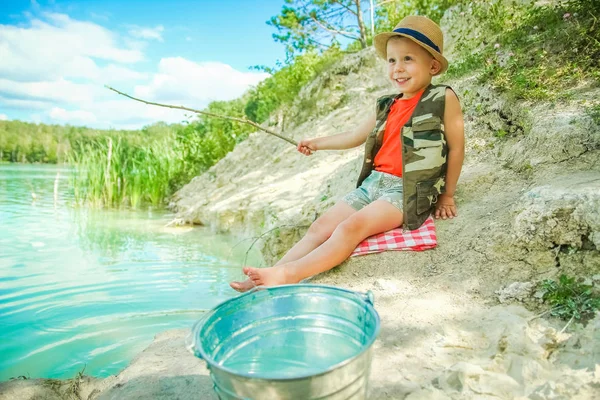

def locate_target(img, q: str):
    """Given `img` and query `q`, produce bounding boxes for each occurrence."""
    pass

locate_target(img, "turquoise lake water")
[0,164,262,381]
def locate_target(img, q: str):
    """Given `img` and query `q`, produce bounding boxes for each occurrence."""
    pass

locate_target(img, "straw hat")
[374,16,448,75]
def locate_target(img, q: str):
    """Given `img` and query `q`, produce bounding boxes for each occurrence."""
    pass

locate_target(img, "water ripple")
[0,164,262,380]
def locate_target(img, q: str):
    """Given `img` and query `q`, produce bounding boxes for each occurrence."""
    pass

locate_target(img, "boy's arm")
[435,88,465,219]
[297,113,376,155]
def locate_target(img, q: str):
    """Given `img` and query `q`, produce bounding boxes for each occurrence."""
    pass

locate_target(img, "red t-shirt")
[374,90,424,177]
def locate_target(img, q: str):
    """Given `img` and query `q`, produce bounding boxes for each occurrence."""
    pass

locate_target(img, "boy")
[231,16,464,291]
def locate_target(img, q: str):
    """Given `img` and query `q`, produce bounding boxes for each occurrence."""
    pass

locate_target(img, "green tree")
[375,0,458,32]
[268,0,373,59]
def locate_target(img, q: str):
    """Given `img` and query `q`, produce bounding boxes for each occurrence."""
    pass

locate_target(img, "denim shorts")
[342,171,403,211]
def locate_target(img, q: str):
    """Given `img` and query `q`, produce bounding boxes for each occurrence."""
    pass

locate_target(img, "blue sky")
[0,0,288,128]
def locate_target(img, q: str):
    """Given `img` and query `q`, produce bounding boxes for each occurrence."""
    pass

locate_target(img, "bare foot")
[229,278,255,293]
[243,266,292,287]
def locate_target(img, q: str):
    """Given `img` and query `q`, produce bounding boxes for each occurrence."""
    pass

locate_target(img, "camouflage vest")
[357,84,449,230]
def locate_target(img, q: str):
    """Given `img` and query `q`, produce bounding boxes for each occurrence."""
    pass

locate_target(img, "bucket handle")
[356,290,374,306]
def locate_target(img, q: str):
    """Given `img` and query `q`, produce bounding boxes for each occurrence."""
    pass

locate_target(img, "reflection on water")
[0,164,262,380]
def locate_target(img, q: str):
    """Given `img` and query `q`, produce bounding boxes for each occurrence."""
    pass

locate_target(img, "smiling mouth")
[395,78,410,84]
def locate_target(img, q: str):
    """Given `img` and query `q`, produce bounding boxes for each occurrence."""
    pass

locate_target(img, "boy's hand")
[434,193,457,220]
[297,139,317,156]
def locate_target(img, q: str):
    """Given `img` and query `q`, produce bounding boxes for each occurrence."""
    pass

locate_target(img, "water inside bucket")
[218,316,365,378]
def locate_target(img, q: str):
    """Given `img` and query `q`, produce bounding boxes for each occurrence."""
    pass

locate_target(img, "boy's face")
[386,37,441,98]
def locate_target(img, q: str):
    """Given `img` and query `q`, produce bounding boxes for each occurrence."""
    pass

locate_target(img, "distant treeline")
[0,120,178,164]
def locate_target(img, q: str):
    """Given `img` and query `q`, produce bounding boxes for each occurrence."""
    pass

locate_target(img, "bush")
[244,47,344,124]
[540,274,600,321]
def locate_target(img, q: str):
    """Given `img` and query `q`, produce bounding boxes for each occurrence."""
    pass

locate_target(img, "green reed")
[68,136,177,209]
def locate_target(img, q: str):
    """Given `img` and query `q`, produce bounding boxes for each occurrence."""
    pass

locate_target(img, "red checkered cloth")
[351,216,437,257]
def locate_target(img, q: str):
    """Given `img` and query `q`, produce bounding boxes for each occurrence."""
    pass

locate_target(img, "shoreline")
[2,274,599,399]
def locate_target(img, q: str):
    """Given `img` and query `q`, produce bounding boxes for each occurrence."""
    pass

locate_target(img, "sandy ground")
[312,267,600,399]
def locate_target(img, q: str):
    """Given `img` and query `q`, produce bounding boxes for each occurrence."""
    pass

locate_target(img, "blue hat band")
[392,28,440,54]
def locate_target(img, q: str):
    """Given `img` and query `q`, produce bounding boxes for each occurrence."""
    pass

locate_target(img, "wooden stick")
[104,85,298,146]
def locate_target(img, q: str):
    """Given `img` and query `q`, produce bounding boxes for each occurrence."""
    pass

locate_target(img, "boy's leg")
[230,201,356,291]
[274,202,357,266]
[243,200,403,287]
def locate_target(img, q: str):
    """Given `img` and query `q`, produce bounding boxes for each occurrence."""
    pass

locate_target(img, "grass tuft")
[539,274,600,322]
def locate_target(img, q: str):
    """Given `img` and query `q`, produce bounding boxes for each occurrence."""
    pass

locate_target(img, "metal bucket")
[188,284,380,400]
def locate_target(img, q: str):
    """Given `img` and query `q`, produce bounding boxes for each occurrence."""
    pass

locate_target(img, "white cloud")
[40,98,194,129]
[0,12,270,129]
[47,60,269,128]
[134,57,269,105]
[52,59,268,128]
[0,12,143,82]
[79,99,194,129]
[0,78,105,105]
[123,38,148,52]
[89,11,110,22]
[30,113,43,123]
[0,96,57,111]
[49,107,97,124]
[0,11,148,121]
[0,114,8,120]
[129,25,164,42]
[102,65,149,83]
